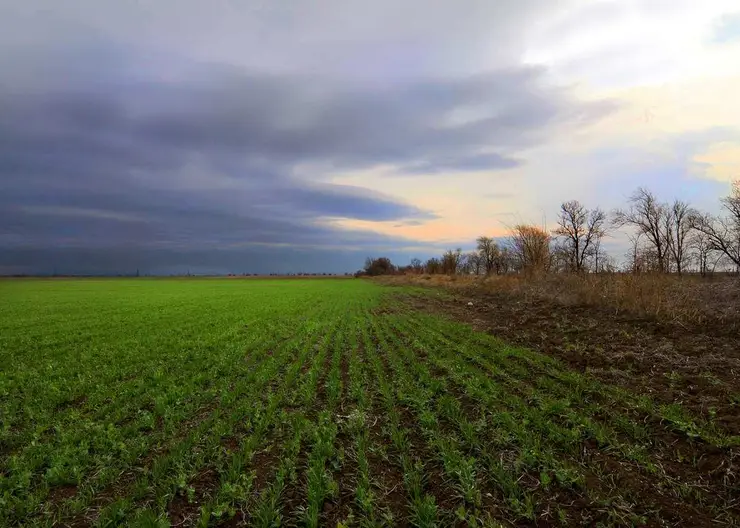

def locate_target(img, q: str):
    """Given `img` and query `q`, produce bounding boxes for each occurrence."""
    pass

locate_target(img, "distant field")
[0,278,737,527]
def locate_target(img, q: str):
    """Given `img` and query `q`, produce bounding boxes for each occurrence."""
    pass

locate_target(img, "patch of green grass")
[0,278,735,526]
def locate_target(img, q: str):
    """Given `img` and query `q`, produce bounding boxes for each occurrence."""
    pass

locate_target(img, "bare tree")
[599,252,617,273]
[464,251,483,275]
[665,200,695,275]
[409,258,423,274]
[511,225,551,273]
[495,245,513,274]
[456,253,469,275]
[592,238,604,273]
[476,236,513,274]
[493,244,515,275]
[613,188,670,273]
[625,232,644,274]
[690,230,714,276]
[690,181,740,271]
[553,200,607,273]
[425,257,442,274]
[476,236,498,275]
[364,257,395,276]
[441,248,463,275]
[550,240,572,273]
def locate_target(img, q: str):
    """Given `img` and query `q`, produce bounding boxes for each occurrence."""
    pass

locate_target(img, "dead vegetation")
[378,272,740,332]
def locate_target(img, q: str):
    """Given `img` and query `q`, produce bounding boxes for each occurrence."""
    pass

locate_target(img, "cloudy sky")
[1,1,739,274]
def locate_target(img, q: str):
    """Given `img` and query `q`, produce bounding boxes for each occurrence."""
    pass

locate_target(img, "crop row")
[1,279,736,526]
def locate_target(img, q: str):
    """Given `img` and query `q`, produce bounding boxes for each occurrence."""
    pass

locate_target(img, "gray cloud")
[0,1,616,274]
[403,153,521,174]
[0,1,562,75]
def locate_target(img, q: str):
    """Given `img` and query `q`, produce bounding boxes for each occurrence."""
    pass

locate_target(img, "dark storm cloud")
[1,65,609,173]
[0,1,616,274]
[131,66,615,172]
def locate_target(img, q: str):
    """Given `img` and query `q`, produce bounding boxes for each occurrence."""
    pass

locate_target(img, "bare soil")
[399,288,740,436]
[167,468,218,527]
[386,287,740,525]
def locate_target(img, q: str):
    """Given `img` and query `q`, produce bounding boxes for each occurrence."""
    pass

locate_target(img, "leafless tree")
[441,248,462,275]
[625,233,645,274]
[425,257,441,274]
[476,236,498,275]
[613,188,670,273]
[364,257,395,276]
[598,253,617,273]
[511,225,551,273]
[496,246,513,274]
[553,200,607,273]
[456,253,469,275]
[691,213,740,270]
[592,238,604,273]
[550,240,572,273]
[409,258,423,274]
[690,230,713,276]
[690,181,740,271]
[464,251,483,275]
[476,236,514,274]
[664,200,695,275]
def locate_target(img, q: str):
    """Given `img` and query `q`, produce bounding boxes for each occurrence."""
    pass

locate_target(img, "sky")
[1,1,739,275]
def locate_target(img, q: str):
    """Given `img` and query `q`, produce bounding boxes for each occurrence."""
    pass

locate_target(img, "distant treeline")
[359,182,740,277]
[3,272,355,279]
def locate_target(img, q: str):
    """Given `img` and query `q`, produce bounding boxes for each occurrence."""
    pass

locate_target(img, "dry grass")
[377,273,740,330]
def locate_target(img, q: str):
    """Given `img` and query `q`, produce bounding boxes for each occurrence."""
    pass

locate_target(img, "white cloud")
[523,1,740,90]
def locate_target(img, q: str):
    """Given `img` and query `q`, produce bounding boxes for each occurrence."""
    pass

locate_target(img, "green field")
[0,279,736,527]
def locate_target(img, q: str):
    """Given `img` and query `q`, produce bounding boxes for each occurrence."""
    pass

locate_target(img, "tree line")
[360,181,740,277]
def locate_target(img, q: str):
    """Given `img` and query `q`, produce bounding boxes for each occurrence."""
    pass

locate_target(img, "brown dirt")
[61,395,245,526]
[250,447,281,494]
[221,436,240,453]
[55,395,88,411]
[400,289,740,435]
[167,468,218,527]
[394,405,489,525]
[366,414,409,523]
[339,350,350,409]
[318,351,333,400]
[46,484,79,503]
[279,451,307,525]
[581,440,717,526]
[322,416,358,528]
[218,440,286,527]
[323,342,361,522]
[368,337,488,526]
[430,357,725,525]
[376,273,740,332]
[391,288,740,525]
